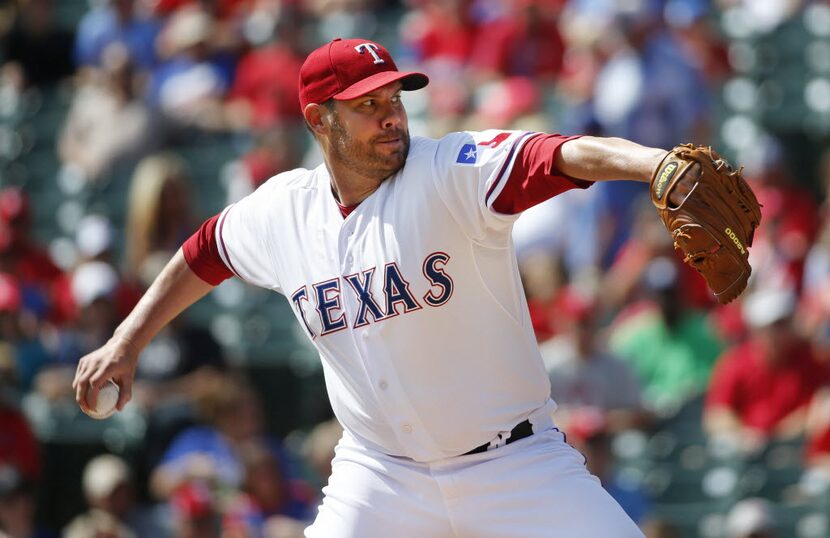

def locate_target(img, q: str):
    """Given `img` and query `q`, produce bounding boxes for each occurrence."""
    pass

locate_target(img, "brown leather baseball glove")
[650,144,762,305]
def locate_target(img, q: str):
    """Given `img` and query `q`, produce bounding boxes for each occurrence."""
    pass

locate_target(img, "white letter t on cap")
[354,43,384,64]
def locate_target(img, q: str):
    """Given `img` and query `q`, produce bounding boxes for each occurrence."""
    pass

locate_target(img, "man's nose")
[380,104,403,130]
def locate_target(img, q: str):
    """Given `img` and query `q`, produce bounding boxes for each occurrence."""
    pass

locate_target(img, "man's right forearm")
[556,136,667,183]
[75,248,217,412]
[113,249,215,352]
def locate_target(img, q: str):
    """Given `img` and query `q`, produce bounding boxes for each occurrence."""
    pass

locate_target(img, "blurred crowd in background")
[1,0,830,536]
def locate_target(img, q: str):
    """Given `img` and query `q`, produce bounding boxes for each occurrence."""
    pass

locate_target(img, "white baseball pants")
[305,427,644,538]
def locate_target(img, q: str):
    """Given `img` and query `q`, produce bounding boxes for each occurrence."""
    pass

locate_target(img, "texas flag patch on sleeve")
[455,143,478,165]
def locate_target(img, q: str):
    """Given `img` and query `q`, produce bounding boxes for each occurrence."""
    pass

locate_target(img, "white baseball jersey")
[209,129,582,462]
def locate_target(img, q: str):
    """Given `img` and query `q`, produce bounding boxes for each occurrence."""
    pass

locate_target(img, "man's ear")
[304,103,327,135]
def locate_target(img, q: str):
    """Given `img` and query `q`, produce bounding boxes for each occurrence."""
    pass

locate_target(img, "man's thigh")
[446,429,645,538]
[306,429,644,538]
[304,442,455,538]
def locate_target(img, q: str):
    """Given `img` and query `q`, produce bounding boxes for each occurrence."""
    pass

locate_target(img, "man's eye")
[391,94,401,103]
[362,99,374,107]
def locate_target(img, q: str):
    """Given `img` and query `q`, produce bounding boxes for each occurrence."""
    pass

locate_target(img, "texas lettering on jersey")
[183,130,590,461]
[290,251,454,338]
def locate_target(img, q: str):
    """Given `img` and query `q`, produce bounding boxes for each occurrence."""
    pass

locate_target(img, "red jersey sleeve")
[182,214,234,285]
[491,133,592,215]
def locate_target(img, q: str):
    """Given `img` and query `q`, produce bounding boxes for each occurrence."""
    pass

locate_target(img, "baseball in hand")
[84,379,120,420]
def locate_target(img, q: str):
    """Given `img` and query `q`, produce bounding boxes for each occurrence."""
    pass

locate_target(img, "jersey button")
[378,380,388,390]
[401,424,413,434]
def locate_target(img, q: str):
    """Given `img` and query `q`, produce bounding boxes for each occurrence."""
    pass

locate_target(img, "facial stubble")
[328,110,410,182]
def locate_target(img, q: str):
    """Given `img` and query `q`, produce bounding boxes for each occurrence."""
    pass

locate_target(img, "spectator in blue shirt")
[74,0,161,71]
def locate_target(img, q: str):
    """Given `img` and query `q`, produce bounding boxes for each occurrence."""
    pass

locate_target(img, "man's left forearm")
[555,136,668,183]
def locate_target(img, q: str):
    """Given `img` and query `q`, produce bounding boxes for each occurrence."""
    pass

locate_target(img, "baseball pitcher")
[73,38,760,537]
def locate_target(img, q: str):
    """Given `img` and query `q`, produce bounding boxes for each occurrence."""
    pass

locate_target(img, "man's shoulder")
[410,129,522,149]
[408,134,439,155]
[250,166,322,198]
[402,135,473,181]
[409,129,529,167]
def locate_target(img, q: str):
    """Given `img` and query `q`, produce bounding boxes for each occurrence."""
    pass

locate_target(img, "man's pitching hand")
[73,337,139,415]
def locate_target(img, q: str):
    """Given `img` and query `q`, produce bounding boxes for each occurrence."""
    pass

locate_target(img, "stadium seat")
[651,501,728,538]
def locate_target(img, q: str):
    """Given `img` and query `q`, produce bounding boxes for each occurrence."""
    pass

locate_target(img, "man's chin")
[375,148,408,174]
[387,154,408,175]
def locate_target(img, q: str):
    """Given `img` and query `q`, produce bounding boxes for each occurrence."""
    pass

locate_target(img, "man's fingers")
[89,369,108,389]
[72,359,89,391]
[73,341,138,416]
[74,369,84,401]
[85,379,100,409]
[76,381,88,411]
[116,381,132,411]
[74,360,93,409]
[86,368,114,409]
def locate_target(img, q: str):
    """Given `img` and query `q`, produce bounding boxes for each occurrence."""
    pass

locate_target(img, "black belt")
[463,419,534,456]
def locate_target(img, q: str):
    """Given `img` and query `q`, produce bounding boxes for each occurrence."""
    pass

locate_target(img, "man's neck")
[325,162,387,207]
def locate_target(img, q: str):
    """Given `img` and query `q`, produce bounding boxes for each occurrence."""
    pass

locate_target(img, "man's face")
[324,82,410,182]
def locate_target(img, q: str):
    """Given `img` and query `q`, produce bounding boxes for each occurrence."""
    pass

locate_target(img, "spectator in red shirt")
[470,0,566,81]
[746,138,820,295]
[151,0,250,20]
[704,289,830,454]
[224,9,305,131]
[399,0,480,134]
[225,126,305,203]
[401,0,478,66]
[0,188,73,324]
[0,428,38,493]
[0,391,39,482]
[0,273,54,394]
[518,250,567,342]
[805,392,830,474]
[171,481,221,538]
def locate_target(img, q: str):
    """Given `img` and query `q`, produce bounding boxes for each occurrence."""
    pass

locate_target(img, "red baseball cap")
[298,38,429,111]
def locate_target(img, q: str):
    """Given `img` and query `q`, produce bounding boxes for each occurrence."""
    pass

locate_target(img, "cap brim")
[333,71,429,101]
